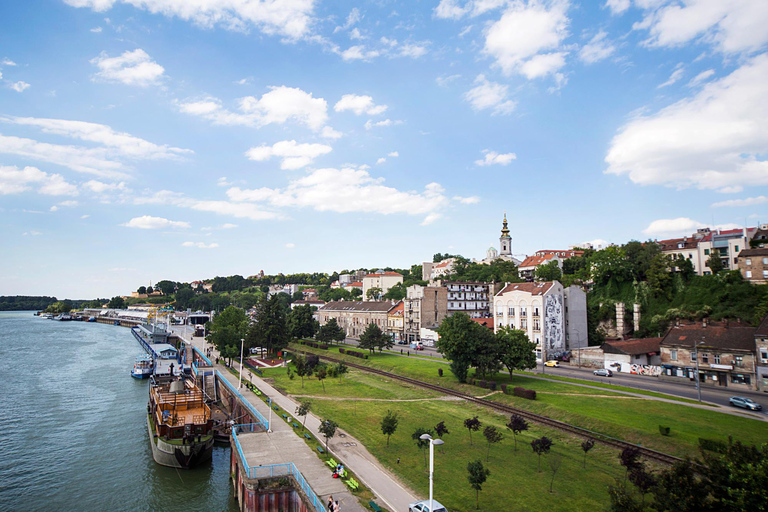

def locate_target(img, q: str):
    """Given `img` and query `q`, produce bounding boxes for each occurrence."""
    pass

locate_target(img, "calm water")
[0,311,238,512]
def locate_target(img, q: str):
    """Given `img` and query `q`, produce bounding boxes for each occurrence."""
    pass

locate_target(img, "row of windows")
[669,350,745,367]
[744,258,768,265]
[745,270,768,279]
[495,306,541,317]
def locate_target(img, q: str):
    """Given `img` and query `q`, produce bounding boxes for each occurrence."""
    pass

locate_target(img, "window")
[670,349,678,361]
[746,271,753,278]
[734,355,744,367]
[533,307,540,316]
[764,258,768,265]
[496,304,503,316]
[731,374,751,385]
[714,354,721,364]
[704,249,710,255]
[761,350,768,364]
[702,353,709,363]
[521,318,528,330]
[520,306,527,316]
[764,270,768,279]
[533,319,541,331]
[735,245,739,252]
[508,306,515,316]
[746,258,752,265]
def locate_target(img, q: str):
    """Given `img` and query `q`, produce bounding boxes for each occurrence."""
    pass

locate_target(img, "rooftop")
[659,321,755,352]
[496,282,556,296]
[318,300,396,313]
[602,338,662,356]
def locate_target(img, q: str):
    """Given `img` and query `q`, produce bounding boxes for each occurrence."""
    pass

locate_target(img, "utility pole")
[694,340,705,403]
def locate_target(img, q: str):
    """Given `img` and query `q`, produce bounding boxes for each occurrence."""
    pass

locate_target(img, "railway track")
[317,354,682,467]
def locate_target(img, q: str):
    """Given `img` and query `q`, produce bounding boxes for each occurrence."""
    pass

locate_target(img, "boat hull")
[146,414,213,469]
[131,371,152,379]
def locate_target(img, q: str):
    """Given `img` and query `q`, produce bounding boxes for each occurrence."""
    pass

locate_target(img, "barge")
[147,374,214,469]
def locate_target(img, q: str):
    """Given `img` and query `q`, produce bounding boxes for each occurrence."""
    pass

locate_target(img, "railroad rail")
[316,354,683,467]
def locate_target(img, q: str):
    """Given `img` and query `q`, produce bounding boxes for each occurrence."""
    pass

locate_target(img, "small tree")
[549,454,563,493]
[315,365,327,391]
[706,251,724,274]
[506,414,529,452]
[381,410,399,448]
[483,426,503,461]
[531,436,553,472]
[318,419,338,452]
[619,446,644,481]
[581,438,595,468]
[464,416,481,445]
[335,361,348,381]
[294,355,312,388]
[295,399,312,431]
[467,459,491,510]
[435,421,450,439]
[412,427,435,469]
[629,467,656,507]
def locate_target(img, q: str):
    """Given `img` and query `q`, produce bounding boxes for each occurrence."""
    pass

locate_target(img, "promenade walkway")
[174,328,419,512]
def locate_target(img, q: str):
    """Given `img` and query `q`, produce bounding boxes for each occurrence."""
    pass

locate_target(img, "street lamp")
[693,340,705,403]
[420,433,445,512]
[238,338,244,389]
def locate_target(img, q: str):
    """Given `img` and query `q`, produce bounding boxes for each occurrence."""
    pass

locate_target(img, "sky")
[1,0,767,299]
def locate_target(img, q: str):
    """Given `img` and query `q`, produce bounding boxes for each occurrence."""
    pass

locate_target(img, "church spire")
[500,212,512,256]
[501,212,510,239]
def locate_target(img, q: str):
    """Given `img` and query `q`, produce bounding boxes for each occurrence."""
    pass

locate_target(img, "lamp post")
[420,433,444,512]
[694,340,705,403]
[238,338,244,389]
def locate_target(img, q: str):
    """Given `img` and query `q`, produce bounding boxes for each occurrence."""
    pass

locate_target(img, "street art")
[544,295,564,352]
[607,361,663,376]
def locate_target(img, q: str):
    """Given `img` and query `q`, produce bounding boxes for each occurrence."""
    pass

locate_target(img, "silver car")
[729,396,762,411]
[409,500,447,512]
[593,368,613,377]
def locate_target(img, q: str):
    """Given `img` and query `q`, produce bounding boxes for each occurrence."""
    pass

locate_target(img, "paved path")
[173,327,419,512]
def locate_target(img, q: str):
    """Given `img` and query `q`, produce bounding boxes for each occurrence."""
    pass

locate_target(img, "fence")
[215,370,269,431]
[231,427,324,512]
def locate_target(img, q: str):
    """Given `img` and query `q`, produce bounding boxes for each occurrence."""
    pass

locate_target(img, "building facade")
[737,248,768,284]
[444,281,491,318]
[404,285,447,343]
[315,301,394,339]
[493,281,587,362]
[697,228,755,274]
[362,271,403,301]
[755,316,768,392]
[386,301,405,343]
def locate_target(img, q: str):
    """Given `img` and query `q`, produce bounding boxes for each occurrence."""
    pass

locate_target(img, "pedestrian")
[335,500,340,511]
[397,457,400,464]
[327,496,333,511]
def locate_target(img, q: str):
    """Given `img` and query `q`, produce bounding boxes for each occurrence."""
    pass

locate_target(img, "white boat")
[131,354,155,379]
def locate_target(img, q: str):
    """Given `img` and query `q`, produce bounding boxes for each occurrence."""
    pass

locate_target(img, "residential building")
[404,285,447,343]
[423,258,456,282]
[444,281,491,318]
[362,271,403,301]
[737,247,768,284]
[750,224,768,248]
[518,254,561,281]
[658,236,703,274]
[315,301,394,339]
[343,281,363,293]
[698,228,756,274]
[659,320,757,390]
[754,316,768,392]
[493,281,587,362]
[386,301,405,343]
[601,338,662,373]
[290,300,326,310]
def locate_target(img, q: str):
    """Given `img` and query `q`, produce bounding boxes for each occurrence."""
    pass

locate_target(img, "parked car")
[409,500,447,512]
[729,396,763,411]
[544,360,560,367]
[594,368,613,377]
[410,342,424,350]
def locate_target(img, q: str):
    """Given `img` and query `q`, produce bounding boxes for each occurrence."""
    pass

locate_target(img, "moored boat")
[131,354,154,379]
[146,375,213,469]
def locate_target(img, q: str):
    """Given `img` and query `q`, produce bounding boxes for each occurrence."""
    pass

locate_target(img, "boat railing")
[231,429,324,512]
[215,370,269,431]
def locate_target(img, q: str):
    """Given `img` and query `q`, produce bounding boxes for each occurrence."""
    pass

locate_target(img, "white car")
[409,500,447,512]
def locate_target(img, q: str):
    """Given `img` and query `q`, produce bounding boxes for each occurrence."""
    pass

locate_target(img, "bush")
[659,425,671,436]
[438,368,443,377]
[513,387,537,400]
[699,438,727,453]
[500,384,508,394]
[488,381,497,391]
[339,348,366,359]
[301,341,329,350]
[468,378,476,385]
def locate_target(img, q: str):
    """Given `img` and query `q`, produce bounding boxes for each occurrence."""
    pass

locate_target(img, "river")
[0,311,238,512]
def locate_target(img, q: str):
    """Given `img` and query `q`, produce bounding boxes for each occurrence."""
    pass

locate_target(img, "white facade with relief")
[493,281,587,362]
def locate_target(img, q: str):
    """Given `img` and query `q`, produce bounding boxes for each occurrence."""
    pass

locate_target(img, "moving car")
[729,396,762,411]
[594,368,613,377]
[544,360,560,368]
[409,500,447,512]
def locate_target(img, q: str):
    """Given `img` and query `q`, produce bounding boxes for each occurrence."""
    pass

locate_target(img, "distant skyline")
[1,0,767,298]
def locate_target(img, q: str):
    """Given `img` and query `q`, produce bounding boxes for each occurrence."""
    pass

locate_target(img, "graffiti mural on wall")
[544,294,564,353]
[607,361,663,376]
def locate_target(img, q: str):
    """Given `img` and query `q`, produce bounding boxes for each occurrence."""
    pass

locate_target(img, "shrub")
[513,387,537,400]
[699,438,727,453]
[438,368,443,377]
[500,384,508,394]
[659,425,671,436]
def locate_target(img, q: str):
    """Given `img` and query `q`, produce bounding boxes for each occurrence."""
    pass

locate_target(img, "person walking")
[327,495,333,511]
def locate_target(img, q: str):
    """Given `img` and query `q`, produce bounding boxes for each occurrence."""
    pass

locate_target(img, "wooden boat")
[146,375,214,469]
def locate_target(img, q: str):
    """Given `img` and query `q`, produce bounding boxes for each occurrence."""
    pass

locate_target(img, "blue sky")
[1,0,767,298]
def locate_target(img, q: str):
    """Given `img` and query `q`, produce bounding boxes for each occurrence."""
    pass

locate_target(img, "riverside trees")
[206,305,249,364]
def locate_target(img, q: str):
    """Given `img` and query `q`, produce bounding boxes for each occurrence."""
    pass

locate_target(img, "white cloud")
[134,190,279,221]
[453,195,480,204]
[387,151,399,157]
[606,54,768,191]
[245,140,332,170]
[226,167,449,224]
[376,157,386,164]
[335,8,361,32]
[421,213,442,226]
[0,135,125,177]
[642,218,741,237]
[463,75,517,115]
[475,149,517,166]
[285,242,295,248]
[122,215,190,229]
[0,165,78,196]
[712,196,768,208]
[340,45,380,61]
[334,94,387,115]
[434,0,506,19]
[604,0,629,16]
[1,58,16,66]
[221,223,237,229]
[90,26,102,32]
[349,28,365,40]
[399,42,429,58]
[634,0,768,54]
[320,126,343,139]
[483,1,570,80]
[90,49,164,87]
[178,86,329,131]
[658,63,684,88]
[364,119,400,129]
[63,0,314,39]
[81,214,90,219]
[182,241,219,249]
[688,69,715,87]
[234,77,251,85]
[436,74,461,87]
[579,31,615,64]
[83,179,127,194]
[10,81,30,92]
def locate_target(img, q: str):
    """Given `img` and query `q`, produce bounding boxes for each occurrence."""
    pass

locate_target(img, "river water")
[0,311,238,512]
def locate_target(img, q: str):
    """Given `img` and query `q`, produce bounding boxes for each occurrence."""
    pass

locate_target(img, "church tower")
[499,213,512,256]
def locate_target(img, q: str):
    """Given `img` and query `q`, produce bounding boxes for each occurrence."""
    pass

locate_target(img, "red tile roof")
[496,282,556,295]
[470,317,494,330]
[659,321,755,351]
[364,272,403,278]
[602,338,662,356]
[519,254,556,269]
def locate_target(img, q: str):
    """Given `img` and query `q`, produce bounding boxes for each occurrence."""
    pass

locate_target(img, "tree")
[295,399,312,431]
[318,419,338,452]
[467,460,490,510]
[629,467,656,507]
[506,414,529,452]
[366,287,382,300]
[435,421,450,439]
[108,296,126,309]
[294,355,312,388]
[437,313,486,382]
[137,286,147,294]
[317,317,346,344]
[483,426,503,461]
[380,410,399,448]
[549,454,563,493]
[382,283,406,301]
[155,280,176,295]
[146,285,154,294]
[619,446,644,481]
[674,255,695,282]
[646,254,673,300]
[535,260,562,282]
[287,304,319,339]
[707,251,724,274]
[581,438,595,468]
[649,459,712,512]
[700,440,768,511]
[251,295,289,355]
[205,306,248,365]
[531,436,553,472]
[496,327,537,379]
[315,365,327,391]
[174,287,195,310]
[464,416,481,445]
[412,427,435,469]
[358,323,387,354]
